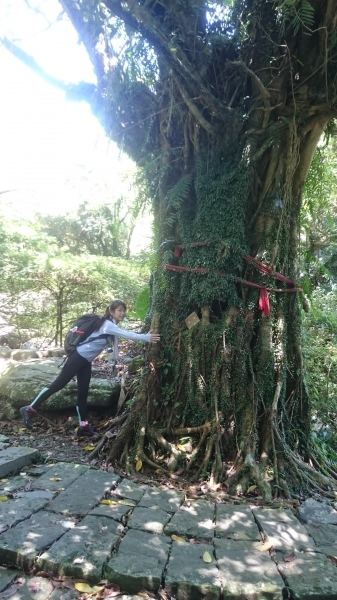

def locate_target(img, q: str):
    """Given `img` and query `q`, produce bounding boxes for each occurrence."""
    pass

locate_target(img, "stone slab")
[0,566,18,592]
[114,479,148,502]
[279,550,337,599]
[128,506,171,534]
[214,538,284,599]
[0,497,48,530]
[0,474,32,494]
[0,510,73,569]
[320,546,337,560]
[26,464,53,476]
[4,575,55,600]
[298,498,337,525]
[106,529,170,593]
[164,500,215,540]
[38,515,120,583]
[15,490,54,500]
[0,447,38,478]
[31,462,89,492]
[252,508,315,552]
[165,541,221,600]
[47,470,120,516]
[216,504,260,541]
[89,502,131,522]
[139,487,183,513]
[305,523,337,547]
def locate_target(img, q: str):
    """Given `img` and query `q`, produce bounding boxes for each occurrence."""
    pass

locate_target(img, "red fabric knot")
[258,288,270,317]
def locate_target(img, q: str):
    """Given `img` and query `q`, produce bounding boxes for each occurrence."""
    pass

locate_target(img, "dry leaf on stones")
[171,535,185,542]
[75,582,94,593]
[284,552,296,562]
[257,541,273,552]
[203,551,213,563]
[135,460,143,472]
[118,499,136,506]
[100,499,117,506]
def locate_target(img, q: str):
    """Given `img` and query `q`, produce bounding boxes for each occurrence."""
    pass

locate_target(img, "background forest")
[0,160,152,347]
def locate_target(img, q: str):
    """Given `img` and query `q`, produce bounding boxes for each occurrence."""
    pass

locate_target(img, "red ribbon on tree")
[258,288,270,317]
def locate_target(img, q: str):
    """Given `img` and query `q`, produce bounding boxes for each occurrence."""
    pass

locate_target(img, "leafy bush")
[303,288,337,435]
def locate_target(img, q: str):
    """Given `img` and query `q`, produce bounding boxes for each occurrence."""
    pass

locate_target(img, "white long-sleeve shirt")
[76,319,151,362]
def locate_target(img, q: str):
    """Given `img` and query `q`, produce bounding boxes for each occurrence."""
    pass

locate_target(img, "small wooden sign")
[185,312,200,329]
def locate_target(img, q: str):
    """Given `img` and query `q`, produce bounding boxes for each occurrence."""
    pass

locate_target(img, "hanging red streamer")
[258,288,270,317]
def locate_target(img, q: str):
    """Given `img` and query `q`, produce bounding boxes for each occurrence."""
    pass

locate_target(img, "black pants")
[31,351,92,421]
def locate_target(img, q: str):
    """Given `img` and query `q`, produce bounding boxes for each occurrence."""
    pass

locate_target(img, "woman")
[20,300,160,437]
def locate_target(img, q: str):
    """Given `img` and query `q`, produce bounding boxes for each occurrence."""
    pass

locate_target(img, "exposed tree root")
[87,413,128,461]
[103,402,337,500]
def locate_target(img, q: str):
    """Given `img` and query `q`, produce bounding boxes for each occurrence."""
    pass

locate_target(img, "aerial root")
[87,413,129,460]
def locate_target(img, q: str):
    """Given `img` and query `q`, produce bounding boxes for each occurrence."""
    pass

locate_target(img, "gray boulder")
[0,347,11,358]
[11,349,39,361]
[298,498,337,525]
[0,358,120,420]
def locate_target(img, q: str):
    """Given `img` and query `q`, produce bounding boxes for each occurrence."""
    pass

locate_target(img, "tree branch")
[102,0,232,122]
[1,36,96,103]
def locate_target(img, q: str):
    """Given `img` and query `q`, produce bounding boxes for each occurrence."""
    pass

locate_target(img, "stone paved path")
[0,445,337,599]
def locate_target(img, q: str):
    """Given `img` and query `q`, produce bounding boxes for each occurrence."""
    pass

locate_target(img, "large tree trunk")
[20,0,337,497]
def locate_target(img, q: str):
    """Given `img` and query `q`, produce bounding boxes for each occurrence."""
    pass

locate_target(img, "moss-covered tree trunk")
[55,0,337,497]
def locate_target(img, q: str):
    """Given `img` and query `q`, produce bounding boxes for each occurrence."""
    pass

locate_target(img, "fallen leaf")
[135,459,142,472]
[28,582,38,592]
[105,431,114,439]
[49,478,62,482]
[203,551,213,563]
[258,541,273,552]
[0,496,8,502]
[84,445,96,451]
[90,586,105,595]
[177,444,186,451]
[60,579,75,590]
[171,534,185,542]
[284,552,296,562]
[247,485,257,494]
[104,590,122,598]
[100,499,118,506]
[57,488,65,491]
[0,479,8,483]
[118,499,136,506]
[75,582,93,593]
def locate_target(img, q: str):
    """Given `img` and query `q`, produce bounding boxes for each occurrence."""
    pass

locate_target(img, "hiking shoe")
[76,423,98,437]
[19,405,36,429]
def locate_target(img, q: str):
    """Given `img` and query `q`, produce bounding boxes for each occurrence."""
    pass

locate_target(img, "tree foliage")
[0,201,149,345]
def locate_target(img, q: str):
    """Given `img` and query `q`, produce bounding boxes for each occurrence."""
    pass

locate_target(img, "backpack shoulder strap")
[77,333,112,347]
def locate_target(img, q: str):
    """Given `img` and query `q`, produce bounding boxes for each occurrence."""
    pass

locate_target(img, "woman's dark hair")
[94,300,127,331]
